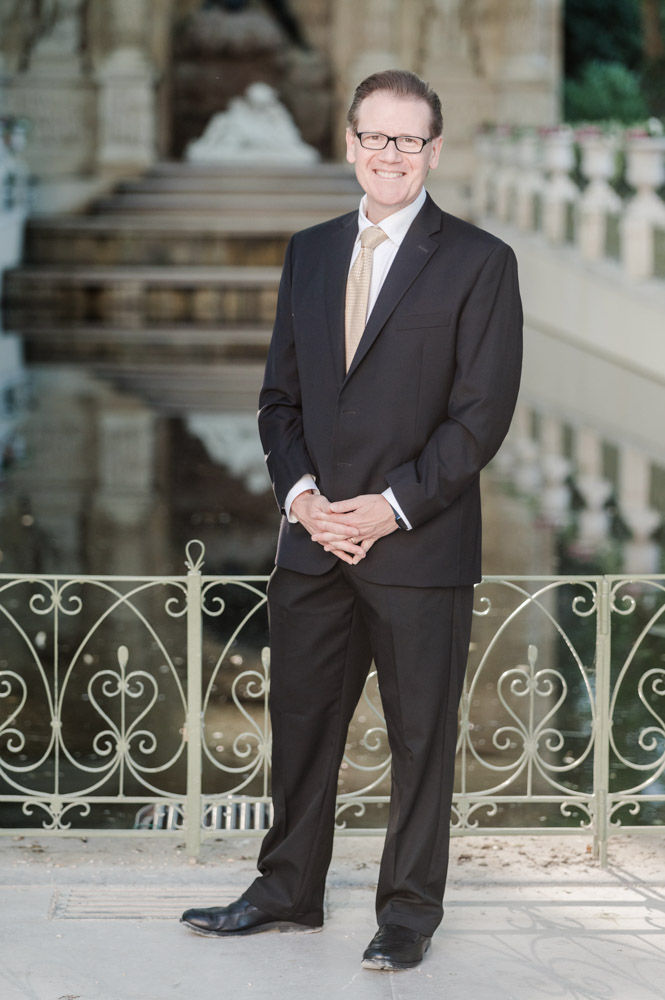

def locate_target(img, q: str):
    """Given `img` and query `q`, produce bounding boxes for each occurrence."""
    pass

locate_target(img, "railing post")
[185,541,205,859]
[593,577,611,865]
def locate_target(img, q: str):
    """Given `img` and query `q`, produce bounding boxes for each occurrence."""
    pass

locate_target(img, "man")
[182,69,522,971]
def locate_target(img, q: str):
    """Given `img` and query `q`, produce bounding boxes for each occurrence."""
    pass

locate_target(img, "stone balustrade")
[474,124,665,281]
[496,401,663,574]
[477,122,665,574]
[0,116,31,283]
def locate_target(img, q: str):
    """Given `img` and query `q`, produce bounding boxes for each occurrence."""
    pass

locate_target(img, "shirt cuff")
[382,487,412,530]
[285,475,319,522]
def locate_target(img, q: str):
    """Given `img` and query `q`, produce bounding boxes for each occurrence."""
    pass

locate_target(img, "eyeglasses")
[355,132,433,154]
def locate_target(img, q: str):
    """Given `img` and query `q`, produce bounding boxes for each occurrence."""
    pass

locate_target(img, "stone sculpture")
[185,82,320,164]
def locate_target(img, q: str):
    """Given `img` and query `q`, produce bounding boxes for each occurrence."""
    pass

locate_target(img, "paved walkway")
[1,832,665,1000]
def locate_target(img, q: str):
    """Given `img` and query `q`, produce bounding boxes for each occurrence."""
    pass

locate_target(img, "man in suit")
[182,69,522,971]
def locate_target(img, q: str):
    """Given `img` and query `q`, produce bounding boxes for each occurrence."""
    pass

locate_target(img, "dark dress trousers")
[243,193,523,936]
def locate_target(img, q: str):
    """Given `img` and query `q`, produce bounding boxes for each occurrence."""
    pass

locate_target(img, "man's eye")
[367,134,382,142]
[401,136,418,146]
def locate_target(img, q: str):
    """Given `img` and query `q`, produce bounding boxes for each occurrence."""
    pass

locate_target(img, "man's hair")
[346,69,443,139]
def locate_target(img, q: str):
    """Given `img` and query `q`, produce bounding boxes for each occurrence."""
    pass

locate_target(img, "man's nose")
[378,139,402,161]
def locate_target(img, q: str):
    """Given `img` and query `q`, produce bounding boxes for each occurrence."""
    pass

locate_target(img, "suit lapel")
[343,195,443,384]
[324,213,357,386]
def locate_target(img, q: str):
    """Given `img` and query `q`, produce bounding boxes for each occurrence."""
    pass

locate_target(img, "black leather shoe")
[362,924,431,971]
[180,897,322,937]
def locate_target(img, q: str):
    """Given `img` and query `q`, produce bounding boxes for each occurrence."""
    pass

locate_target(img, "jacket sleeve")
[384,242,523,529]
[258,236,316,512]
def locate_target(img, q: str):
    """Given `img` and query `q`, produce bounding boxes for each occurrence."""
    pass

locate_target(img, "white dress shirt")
[284,187,429,529]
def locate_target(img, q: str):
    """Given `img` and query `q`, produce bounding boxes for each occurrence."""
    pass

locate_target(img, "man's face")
[345,91,442,223]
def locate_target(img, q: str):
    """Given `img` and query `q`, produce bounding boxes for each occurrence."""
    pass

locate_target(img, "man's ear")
[428,136,443,170]
[345,128,357,164]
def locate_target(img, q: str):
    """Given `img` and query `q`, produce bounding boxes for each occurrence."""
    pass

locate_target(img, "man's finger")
[321,537,365,557]
[312,528,362,543]
[324,546,366,565]
[329,498,362,514]
[310,519,357,538]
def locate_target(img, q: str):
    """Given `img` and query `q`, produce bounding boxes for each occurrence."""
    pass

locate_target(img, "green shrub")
[564,60,650,123]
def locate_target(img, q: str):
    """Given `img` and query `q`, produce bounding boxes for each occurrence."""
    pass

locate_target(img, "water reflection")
[0,360,279,577]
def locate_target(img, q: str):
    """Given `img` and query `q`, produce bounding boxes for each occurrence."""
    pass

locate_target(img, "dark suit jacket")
[258,193,523,587]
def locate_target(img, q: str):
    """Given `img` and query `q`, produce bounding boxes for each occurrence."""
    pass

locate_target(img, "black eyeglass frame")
[355,131,434,154]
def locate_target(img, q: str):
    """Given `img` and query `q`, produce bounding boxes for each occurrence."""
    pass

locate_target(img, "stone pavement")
[1,831,665,1000]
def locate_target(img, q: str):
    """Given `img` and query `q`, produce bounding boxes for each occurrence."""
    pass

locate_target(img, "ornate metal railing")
[0,542,663,865]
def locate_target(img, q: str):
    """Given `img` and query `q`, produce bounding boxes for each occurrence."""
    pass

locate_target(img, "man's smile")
[346,92,442,222]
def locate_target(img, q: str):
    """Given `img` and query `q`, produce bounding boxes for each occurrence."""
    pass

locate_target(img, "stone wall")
[0,0,562,214]
[329,0,562,215]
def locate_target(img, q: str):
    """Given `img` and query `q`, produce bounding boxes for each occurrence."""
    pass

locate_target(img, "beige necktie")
[344,226,389,371]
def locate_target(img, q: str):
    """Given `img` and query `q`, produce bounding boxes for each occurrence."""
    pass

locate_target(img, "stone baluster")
[618,447,661,574]
[574,427,612,547]
[494,129,518,223]
[515,130,544,232]
[473,128,497,219]
[542,127,578,243]
[539,414,571,526]
[511,404,542,496]
[577,130,622,260]
[620,135,665,280]
[97,0,157,172]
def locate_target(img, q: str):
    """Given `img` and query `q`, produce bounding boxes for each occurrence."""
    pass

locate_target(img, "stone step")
[90,360,264,414]
[93,191,359,216]
[3,265,281,327]
[117,171,361,196]
[25,216,291,266]
[149,161,356,180]
[18,324,272,364]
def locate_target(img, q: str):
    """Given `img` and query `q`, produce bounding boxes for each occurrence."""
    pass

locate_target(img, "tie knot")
[360,226,388,251]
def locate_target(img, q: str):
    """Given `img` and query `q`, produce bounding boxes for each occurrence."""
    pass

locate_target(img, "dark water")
[0,361,279,579]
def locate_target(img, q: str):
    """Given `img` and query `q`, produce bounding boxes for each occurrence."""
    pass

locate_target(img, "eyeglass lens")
[358,133,426,153]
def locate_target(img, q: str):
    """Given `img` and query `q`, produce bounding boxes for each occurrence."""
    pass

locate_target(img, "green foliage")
[564,60,650,123]
[564,0,643,78]
[642,56,665,116]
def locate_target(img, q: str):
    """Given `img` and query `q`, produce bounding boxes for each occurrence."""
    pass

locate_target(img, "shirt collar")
[356,187,427,246]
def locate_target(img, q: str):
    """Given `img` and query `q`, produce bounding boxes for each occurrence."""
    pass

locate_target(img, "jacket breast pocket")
[395,312,451,331]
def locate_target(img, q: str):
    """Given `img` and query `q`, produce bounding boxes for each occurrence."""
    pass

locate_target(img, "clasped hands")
[290,491,398,566]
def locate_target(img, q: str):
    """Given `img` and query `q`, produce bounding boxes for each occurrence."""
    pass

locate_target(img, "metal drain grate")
[49,886,247,920]
[134,801,273,832]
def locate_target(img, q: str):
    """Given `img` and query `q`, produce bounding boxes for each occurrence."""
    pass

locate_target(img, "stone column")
[575,427,612,548]
[618,447,661,575]
[420,0,496,216]
[511,404,542,496]
[539,414,571,527]
[515,130,544,232]
[12,368,98,574]
[2,0,96,180]
[472,129,497,219]
[497,0,562,126]
[494,129,519,223]
[90,396,161,576]
[620,136,665,280]
[96,0,157,173]
[331,0,399,154]
[577,131,622,260]
[542,127,578,243]
[0,118,30,277]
